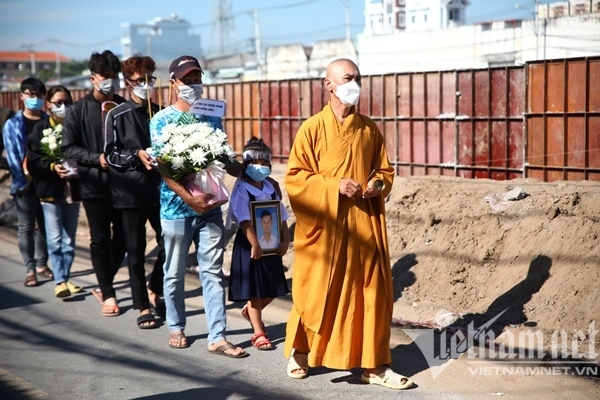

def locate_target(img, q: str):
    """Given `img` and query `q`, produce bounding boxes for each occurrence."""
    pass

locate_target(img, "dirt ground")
[1,163,599,397]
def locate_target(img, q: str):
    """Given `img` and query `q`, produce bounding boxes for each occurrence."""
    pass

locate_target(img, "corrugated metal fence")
[2,56,598,182]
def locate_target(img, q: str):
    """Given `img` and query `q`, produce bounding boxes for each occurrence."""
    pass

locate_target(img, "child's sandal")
[250,332,274,351]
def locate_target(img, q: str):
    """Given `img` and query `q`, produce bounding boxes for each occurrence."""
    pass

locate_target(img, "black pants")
[121,205,164,310]
[82,199,125,300]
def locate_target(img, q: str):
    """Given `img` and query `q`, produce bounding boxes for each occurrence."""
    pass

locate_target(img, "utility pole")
[253,9,262,80]
[345,0,352,57]
[49,39,61,83]
[21,44,36,76]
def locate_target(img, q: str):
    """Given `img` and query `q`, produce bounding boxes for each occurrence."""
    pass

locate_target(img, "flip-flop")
[168,332,189,349]
[102,304,120,317]
[208,342,248,358]
[137,313,159,329]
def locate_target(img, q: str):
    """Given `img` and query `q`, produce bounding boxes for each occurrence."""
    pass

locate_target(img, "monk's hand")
[339,178,362,200]
[362,179,384,199]
[251,244,263,260]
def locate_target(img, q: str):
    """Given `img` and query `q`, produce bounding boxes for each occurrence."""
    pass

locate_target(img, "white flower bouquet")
[41,123,78,177]
[41,124,63,161]
[150,113,236,203]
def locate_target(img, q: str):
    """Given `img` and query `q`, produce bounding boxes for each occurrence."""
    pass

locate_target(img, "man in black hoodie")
[61,50,125,317]
[104,54,164,328]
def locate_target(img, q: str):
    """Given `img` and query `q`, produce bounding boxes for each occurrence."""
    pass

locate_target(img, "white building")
[363,0,469,35]
[120,14,202,63]
[358,0,600,74]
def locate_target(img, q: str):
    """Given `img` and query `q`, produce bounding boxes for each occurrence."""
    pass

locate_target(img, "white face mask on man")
[132,82,154,100]
[334,80,361,106]
[176,83,203,105]
[94,77,115,95]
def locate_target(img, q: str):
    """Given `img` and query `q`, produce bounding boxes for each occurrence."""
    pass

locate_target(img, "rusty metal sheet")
[567,61,586,112]
[442,72,456,115]
[457,121,473,167]
[426,72,440,117]
[528,63,545,114]
[491,69,507,117]
[457,71,473,117]
[590,60,600,112]
[509,68,525,117]
[527,117,545,172]
[589,117,600,168]
[384,75,397,118]
[547,63,565,112]
[398,75,411,117]
[491,122,507,167]
[508,121,524,169]
[567,116,586,168]
[412,121,425,164]
[368,75,384,117]
[547,116,564,168]
[474,70,490,118]
[412,74,425,117]
[441,120,454,165]
[426,121,441,165]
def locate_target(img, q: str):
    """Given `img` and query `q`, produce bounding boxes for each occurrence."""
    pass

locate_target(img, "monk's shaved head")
[325,58,359,81]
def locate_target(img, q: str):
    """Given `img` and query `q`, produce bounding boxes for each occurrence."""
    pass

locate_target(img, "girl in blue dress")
[228,137,290,350]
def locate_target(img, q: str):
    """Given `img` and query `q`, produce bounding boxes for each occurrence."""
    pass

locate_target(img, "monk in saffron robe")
[283,58,413,390]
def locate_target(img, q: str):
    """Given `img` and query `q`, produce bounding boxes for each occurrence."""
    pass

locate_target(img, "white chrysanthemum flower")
[43,128,52,136]
[170,156,184,170]
[49,143,58,150]
[54,125,63,132]
[41,137,50,144]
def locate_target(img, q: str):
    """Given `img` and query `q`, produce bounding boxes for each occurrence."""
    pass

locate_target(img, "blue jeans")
[14,189,48,274]
[162,210,226,344]
[41,201,80,284]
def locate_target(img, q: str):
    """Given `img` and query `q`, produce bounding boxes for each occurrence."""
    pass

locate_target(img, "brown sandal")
[24,273,38,287]
[36,267,53,279]
[168,332,189,349]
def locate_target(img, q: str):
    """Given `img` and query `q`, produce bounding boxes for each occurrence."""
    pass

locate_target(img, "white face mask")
[334,80,361,106]
[50,103,67,119]
[94,77,115,95]
[132,82,154,100]
[176,83,203,105]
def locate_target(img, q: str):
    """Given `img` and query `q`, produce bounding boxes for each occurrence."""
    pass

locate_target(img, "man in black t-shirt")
[62,50,126,316]
[2,78,50,286]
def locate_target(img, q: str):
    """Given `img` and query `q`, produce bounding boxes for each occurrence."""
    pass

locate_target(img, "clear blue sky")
[0,0,543,60]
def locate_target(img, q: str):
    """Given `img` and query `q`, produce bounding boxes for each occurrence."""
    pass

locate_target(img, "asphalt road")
[0,223,468,400]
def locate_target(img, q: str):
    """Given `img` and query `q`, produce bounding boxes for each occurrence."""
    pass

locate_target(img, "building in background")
[363,0,469,35]
[120,14,202,63]
[0,51,70,84]
[357,0,600,74]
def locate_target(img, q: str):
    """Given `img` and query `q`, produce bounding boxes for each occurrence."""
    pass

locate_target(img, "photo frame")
[250,200,282,255]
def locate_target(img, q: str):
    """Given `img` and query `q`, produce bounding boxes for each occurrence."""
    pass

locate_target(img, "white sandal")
[360,367,413,390]
[287,350,309,379]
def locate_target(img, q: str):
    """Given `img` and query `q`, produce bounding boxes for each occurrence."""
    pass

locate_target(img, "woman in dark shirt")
[27,85,82,298]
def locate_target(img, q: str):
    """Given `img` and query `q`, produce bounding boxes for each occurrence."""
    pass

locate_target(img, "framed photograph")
[250,200,282,255]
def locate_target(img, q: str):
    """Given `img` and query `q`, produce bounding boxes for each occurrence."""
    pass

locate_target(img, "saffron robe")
[283,102,395,370]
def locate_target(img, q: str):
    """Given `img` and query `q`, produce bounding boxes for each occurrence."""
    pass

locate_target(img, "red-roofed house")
[0,51,70,80]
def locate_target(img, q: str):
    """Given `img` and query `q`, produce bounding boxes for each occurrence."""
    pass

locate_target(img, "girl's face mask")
[245,163,271,182]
